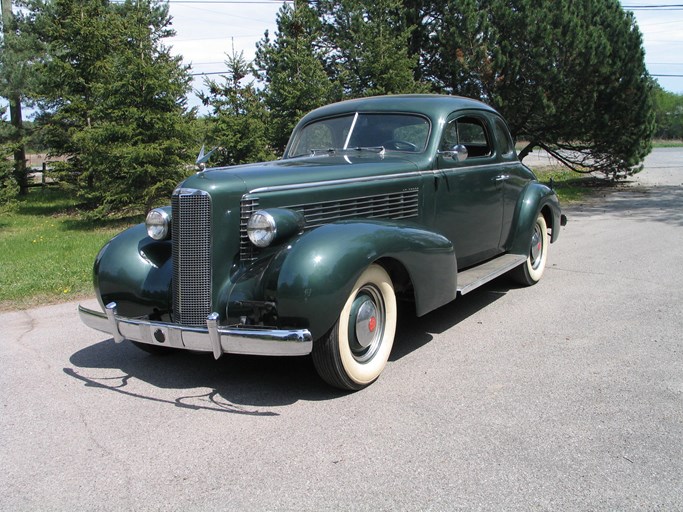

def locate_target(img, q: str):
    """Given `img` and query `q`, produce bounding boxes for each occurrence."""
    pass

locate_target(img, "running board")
[456,254,527,295]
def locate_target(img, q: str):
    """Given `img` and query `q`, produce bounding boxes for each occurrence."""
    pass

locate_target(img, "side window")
[439,120,458,151]
[493,117,514,156]
[456,116,492,158]
[439,115,492,159]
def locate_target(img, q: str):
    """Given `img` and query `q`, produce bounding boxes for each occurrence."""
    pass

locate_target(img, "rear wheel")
[312,264,397,391]
[511,213,549,286]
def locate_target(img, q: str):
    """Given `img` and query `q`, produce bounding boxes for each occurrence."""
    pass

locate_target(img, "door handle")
[494,174,510,181]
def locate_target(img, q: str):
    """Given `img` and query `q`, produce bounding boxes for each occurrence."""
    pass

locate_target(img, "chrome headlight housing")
[145,208,171,240]
[247,208,304,248]
[247,210,277,248]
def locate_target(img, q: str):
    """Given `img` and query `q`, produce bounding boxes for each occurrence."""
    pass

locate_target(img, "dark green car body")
[80,94,563,387]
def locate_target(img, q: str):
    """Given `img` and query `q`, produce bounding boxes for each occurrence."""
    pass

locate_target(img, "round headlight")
[247,210,277,248]
[146,208,171,240]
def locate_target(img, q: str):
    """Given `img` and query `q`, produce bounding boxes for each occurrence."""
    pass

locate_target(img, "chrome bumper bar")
[78,302,312,359]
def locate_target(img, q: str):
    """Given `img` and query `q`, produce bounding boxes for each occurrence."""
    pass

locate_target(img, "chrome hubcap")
[348,286,385,363]
[530,223,543,269]
[355,299,378,349]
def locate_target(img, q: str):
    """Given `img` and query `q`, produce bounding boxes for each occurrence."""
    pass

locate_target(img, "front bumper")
[78,302,312,358]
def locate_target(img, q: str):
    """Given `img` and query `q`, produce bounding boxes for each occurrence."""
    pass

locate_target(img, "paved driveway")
[1,149,682,510]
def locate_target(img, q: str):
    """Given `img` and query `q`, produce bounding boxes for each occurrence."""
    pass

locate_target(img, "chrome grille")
[239,189,418,262]
[239,197,259,262]
[291,189,419,229]
[172,189,212,326]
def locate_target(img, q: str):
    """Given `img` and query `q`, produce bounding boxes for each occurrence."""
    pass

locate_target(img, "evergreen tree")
[0,0,41,196]
[200,50,276,166]
[255,1,333,153]
[410,0,654,178]
[0,106,18,203]
[415,0,494,98]
[314,0,429,98]
[32,0,194,215]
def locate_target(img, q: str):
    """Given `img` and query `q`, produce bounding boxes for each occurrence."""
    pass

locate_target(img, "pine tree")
[200,50,276,166]
[314,0,429,98]
[255,1,333,153]
[32,0,194,215]
[0,0,41,197]
[0,106,18,203]
[411,0,654,178]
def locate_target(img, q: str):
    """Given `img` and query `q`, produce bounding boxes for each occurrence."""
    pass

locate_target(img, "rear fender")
[508,182,562,254]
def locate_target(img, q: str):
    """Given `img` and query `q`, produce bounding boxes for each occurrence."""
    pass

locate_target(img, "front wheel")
[312,264,397,391]
[511,213,549,286]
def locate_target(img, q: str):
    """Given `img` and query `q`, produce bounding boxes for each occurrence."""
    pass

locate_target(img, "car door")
[433,112,505,269]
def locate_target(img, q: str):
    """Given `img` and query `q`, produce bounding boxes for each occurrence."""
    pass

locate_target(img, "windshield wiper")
[309,146,386,157]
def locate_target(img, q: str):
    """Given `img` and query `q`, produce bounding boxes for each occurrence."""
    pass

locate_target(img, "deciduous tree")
[653,84,683,140]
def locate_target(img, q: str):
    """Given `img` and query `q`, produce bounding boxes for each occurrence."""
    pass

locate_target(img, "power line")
[190,71,228,76]
[623,4,683,8]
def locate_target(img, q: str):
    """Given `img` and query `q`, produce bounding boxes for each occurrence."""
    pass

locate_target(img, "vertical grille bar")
[239,197,259,262]
[172,189,212,326]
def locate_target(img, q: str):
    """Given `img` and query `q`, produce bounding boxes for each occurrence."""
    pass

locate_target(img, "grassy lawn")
[531,167,603,203]
[0,188,140,311]
[652,139,683,148]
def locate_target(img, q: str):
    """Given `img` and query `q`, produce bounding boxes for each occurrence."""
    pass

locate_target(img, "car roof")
[298,94,498,124]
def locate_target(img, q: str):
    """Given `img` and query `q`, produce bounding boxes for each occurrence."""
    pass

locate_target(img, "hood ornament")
[195,144,217,172]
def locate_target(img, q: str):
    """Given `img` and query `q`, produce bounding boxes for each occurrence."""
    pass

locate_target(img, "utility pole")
[1,0,28,195]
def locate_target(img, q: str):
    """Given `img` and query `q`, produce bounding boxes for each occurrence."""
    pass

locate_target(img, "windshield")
[286,113,430,158]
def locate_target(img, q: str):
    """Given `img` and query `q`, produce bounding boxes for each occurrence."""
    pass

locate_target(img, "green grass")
[530,167,614,203]
[0,188,140,311]
[652,139,683,148]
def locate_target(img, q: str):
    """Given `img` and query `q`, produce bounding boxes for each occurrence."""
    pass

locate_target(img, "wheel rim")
[530,221,543,270]
[347,285,385,363]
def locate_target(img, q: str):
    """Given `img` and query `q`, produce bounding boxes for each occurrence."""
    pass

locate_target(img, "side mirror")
[438,144,468,162]
[451,144,468,162]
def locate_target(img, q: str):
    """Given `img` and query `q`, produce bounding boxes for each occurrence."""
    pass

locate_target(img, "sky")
[164,0,683,113]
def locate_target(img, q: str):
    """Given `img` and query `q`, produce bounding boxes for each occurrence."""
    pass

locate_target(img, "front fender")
[94,223,173,319]
[508,182,562,254]
[256,220,456,339]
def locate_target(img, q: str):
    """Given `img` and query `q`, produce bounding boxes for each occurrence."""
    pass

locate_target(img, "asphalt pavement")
[1,148,682,510]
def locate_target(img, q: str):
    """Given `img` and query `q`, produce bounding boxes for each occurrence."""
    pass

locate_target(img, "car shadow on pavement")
[65,279,512,411]
[391,281,510,361]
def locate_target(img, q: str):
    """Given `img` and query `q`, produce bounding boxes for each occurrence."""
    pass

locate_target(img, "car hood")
[178,154,421,195]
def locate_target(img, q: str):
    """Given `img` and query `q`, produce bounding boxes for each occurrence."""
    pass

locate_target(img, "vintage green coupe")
[79,94,565,390]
